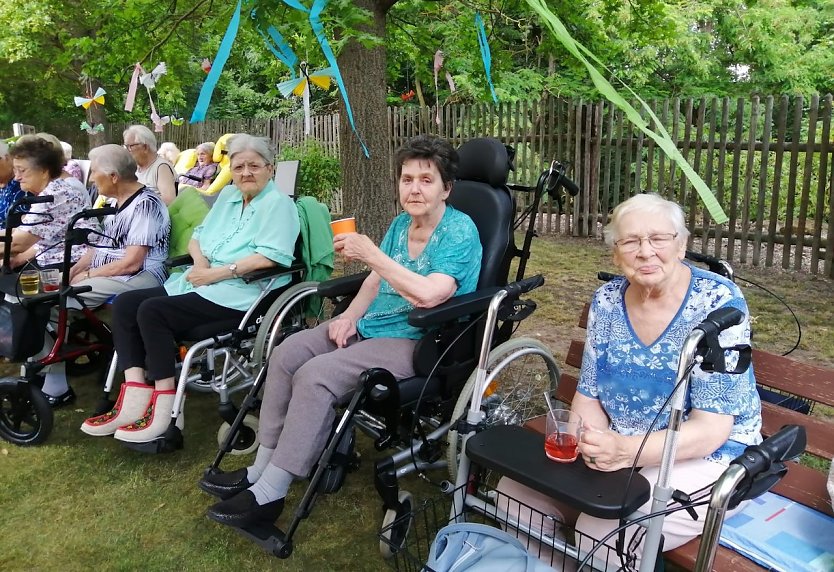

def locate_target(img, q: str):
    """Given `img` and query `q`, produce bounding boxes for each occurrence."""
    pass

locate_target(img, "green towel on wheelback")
[295,196,334,316]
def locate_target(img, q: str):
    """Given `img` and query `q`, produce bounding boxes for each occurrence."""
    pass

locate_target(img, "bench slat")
[761,401,834,459]
[752,348,834,408]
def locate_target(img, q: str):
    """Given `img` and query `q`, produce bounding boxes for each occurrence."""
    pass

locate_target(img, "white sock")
[248,463,293,505]
[42,371,69,397]
[246,445,276,483]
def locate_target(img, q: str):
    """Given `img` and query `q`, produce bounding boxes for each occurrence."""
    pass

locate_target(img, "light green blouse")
[164,180,300,311]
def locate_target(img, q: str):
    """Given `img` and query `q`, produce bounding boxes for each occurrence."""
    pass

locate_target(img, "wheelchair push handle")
[503,274,544,298]
[71,206,118,226]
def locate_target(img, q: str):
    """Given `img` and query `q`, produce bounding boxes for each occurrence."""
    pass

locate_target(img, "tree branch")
[138,0,215,66]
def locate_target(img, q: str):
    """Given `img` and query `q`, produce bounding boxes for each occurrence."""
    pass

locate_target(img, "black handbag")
[0,297,50,362]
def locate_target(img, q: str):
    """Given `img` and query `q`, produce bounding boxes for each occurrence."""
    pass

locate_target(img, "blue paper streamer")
[281,0,370,158]
[475,12,499,104]
[190,0,243,123]
[251,8,299,79]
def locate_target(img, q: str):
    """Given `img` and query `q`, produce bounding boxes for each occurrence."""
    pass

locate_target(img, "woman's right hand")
[328,315,357,348]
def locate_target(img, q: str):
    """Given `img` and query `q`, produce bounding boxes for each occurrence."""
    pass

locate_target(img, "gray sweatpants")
[259,320,419,477]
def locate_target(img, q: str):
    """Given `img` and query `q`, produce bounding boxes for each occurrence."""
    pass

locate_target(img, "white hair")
[60,141,73,161]
[158,142,180,163]
[602,193,690,246]
[123,125,158,152]
[226,134,275,165]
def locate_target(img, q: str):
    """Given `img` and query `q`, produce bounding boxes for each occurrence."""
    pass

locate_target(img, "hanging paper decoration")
[278,63,334,135]
[124,64,142,112]
[123,61,172,131]
[474,12,499,104]
[190,0,243,123]
[279,0,369,157]
[140,62,167,89]
[401,90,415,102]
[150,112,171,132]
[171,116,185,126]
[251,9,298,79]
[74,87,106,109]
[432,50,457,125]
[80,121,105,134]
[201,58,212,74]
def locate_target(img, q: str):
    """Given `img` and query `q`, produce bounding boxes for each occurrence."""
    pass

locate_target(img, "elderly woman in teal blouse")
[200,135,483,529]
[81,134,299,444]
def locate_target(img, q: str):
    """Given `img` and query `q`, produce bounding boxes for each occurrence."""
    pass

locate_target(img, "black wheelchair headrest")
[457,138,511,187]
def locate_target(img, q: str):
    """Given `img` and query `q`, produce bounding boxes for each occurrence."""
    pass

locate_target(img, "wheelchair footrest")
[120,434,183,454]
[234,522,293,558]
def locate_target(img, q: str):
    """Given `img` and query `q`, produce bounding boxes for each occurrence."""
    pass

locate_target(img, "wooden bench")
[556,303,834,571]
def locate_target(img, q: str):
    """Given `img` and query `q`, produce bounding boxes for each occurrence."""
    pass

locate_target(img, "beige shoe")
[113,390,184,444]
[80,382,154,437]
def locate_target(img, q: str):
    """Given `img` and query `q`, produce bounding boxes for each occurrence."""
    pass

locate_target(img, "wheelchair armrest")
[407,287,503,329]
[19,285,93,308]
[165,254,193,268]
[242,261,305,284]
[316,271,370,298]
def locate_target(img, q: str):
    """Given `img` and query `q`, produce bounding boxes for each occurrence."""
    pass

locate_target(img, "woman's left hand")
[578,425,634,472]
[333,233,377,263]
[186,266,224,287]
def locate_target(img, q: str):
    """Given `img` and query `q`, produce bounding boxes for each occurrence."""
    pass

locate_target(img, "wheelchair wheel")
[216,414,259,456]
[446,337,560,480]
[250,281,328,370]
[0,381,54,446]
[379,490,414,559]
[65,317,111,377]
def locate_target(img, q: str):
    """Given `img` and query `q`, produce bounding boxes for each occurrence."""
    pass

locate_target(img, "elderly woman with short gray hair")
[124,125,176,205]
[69,144,171,305]
[81,134,300,445]
[178,141,218,190]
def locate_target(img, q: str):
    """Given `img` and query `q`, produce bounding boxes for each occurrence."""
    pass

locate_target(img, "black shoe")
[199,468,252,500]
[206,490,284,528]
[45,387,76,408]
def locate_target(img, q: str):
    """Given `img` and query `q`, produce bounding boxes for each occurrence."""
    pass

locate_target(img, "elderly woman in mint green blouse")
[200,134,483,530]
[81,134,299,444]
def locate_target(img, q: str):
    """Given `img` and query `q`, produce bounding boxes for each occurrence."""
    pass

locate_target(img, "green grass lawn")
[1,234,832,571]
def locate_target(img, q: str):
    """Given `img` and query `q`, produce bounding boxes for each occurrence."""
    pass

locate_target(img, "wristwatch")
[228,263,238,278]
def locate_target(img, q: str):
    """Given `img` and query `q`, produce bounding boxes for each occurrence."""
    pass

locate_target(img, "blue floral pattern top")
[0,178,25,229]
[357,205,482,340]
[577,263,762,465]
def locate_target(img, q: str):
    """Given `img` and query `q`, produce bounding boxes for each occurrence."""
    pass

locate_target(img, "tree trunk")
[337,0,397,244]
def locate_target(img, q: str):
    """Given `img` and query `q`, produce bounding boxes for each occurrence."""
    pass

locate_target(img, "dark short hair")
[395,135,458,188]
[10,136,65,178]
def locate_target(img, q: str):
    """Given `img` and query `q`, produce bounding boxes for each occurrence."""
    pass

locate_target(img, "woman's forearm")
[365,248,456,309]
[341,272,381,322]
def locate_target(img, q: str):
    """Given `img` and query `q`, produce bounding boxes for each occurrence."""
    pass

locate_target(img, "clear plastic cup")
[20,270,40,296]
[40,269,60,292]
[544,409,583,463]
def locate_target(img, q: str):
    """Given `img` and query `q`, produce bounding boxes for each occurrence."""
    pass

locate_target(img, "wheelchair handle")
[503,274,544,298]
[23,195,55,205]
[73,206,118,223]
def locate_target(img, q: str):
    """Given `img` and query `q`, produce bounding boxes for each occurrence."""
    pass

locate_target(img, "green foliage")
[278,141,341,204]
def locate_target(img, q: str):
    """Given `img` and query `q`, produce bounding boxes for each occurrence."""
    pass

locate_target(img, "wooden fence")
[106,93,834,276]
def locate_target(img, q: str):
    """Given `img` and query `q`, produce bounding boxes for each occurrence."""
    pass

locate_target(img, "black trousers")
[111,286,244,381]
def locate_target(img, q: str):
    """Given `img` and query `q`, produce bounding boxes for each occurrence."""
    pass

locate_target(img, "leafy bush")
[278,141,340,205]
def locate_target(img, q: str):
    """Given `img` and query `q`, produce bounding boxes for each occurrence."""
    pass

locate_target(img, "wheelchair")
[95,196,331,454]
[0,195,116,446]
[202,137,580,558]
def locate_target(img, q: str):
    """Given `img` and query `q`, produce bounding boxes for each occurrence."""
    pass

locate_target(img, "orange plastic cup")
[331,217,357,235]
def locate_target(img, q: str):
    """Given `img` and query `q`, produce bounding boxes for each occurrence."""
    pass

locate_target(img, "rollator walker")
[0,195,115,445]
[382,281,806,571]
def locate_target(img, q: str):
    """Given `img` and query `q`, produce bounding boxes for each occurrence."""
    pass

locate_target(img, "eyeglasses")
[124,143,144,150]
[231,162,269,175]
[614,233,678,253]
